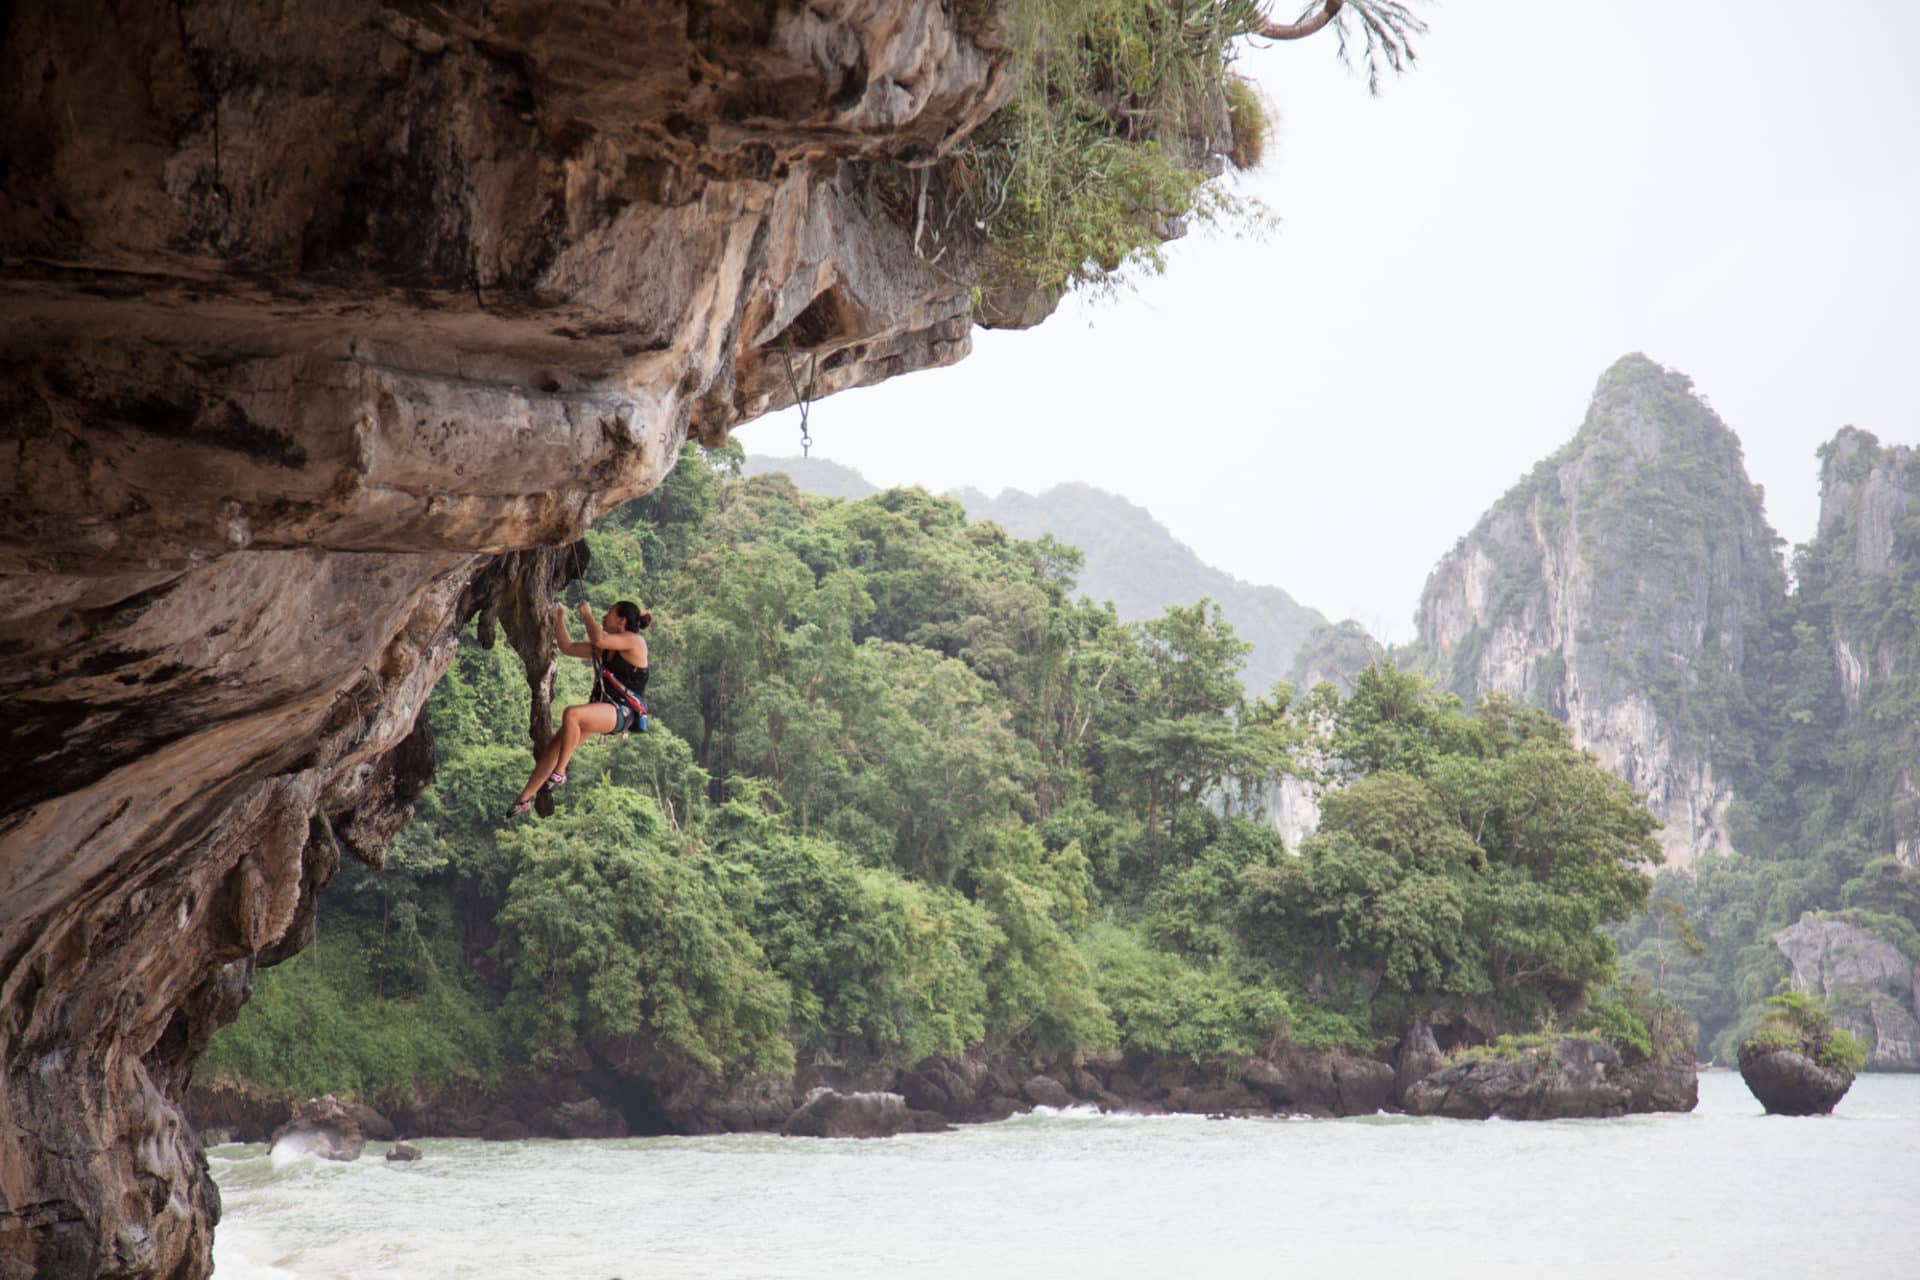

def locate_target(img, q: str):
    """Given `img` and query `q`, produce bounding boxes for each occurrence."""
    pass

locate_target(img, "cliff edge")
[0,3,1013,1274]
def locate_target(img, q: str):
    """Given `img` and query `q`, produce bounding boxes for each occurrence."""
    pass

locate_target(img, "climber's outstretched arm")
[550,604,594,659]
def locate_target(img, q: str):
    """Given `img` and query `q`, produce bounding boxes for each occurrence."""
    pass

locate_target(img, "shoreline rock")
[1737,1045,1854,1116]
[1735,989,1864,1114]
[192,1033,1697,1147]
[1405,1037,1633,1121]
[268,1095,367,1162]
[781,1089,949,1139]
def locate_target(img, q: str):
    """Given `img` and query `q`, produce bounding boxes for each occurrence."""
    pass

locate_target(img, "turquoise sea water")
[210,1071,1920,1278]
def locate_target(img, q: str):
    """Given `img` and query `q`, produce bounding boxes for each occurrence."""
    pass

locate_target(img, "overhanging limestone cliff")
[0,2,1015,1274]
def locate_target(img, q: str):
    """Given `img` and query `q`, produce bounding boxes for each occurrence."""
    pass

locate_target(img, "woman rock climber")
[506,599,650,818]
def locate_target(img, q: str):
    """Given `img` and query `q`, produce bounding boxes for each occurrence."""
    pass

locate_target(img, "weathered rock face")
[1400,1027,1693,1121]
[1774,917,1920,1071]
[1,2,1016,1275]
[1240,1047,1397,1116]
[1393,1018,1449,1102]
[1413,354,1787,868]
[1403,1037,1635,1121]
[1814,428,1920,868]
[1819,429,1919,584]
[591,1037,808,1135]
[1612,1032,1702,1115]
[1737,1044,1854,1116]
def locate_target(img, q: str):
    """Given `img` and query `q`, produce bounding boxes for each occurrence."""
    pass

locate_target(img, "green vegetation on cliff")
[197,931,500,1100]
[870,0,1423,309]
[1612,429,1920,1060]
[207,444,1655,1103]
[942,0,1268,299]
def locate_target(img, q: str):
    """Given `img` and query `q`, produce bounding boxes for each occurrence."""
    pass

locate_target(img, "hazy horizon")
[742,366,1858,640]
[740,0,1920,643]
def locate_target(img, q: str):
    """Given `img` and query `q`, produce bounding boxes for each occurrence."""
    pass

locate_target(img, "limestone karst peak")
[1574,352,1750,468]
[1413,355,1786,868]
[1816,426,1917,576]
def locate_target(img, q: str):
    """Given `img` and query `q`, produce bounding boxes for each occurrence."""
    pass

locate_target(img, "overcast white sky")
[740,0,1920,642]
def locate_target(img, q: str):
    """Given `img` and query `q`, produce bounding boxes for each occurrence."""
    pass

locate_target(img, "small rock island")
[1737,991,1866,1116]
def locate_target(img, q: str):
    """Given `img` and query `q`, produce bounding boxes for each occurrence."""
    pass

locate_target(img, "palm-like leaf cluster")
[1262,0,1428,95]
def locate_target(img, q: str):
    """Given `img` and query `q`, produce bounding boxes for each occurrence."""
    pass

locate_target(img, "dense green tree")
[210,449,1657,1103]
[711,798,998,1067]
[1092,602,1293,863]
[1242,687,1659,1024]
[494,787,794,1075]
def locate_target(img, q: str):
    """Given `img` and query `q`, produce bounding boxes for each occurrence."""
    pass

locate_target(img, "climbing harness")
[592,652,649,735]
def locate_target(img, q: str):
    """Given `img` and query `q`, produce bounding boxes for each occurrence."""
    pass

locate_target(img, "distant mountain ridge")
[741,456,879,502]
[742,456,1328,694]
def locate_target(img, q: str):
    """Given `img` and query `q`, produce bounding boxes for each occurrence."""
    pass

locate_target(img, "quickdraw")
[780,333,817,459]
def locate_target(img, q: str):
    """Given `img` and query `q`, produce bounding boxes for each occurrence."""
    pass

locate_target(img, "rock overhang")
[0,2,1016,1275]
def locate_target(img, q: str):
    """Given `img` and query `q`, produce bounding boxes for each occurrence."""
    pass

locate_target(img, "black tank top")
[592,647,648,702]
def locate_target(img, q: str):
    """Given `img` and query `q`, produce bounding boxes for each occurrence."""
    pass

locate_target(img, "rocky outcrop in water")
[1612,1033,1703,1115]
[1737,1045,1853,1116]
[1404,1038,1630,1120]
[0,2,1017,1274]
[1774,916,1920,1071]
[1401,1024,1698,1121]
[267,1096,367,1162]
[1735,990,1861,1114]
[782,1088,948,1138]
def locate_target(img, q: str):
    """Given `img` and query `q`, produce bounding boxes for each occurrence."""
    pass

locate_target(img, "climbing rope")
[779,334,818,458]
